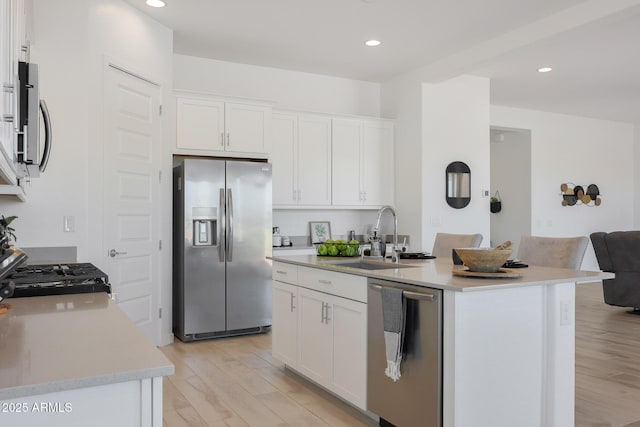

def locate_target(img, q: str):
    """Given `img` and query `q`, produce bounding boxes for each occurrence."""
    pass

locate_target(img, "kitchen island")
[269,254,613,427]
[0,293,174,427]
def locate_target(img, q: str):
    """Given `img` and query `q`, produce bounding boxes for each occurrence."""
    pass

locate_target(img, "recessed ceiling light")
[146,0,166,7]
[365,40,381,47]
[537,67,553,73]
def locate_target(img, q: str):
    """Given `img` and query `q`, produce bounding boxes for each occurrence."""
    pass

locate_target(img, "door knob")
[109,249,128,258]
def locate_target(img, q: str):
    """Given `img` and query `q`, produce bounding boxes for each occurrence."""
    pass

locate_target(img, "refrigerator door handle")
[227,188,234,261]
[219,188,225,262]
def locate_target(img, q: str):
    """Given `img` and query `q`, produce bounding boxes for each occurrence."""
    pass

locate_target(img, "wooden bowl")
[454,248,512,273]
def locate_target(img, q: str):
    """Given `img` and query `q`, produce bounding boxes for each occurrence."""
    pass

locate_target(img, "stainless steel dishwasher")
[367,278,442,427]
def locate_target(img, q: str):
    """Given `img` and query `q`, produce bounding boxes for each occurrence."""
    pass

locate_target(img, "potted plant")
[490,192,502,213]
[0,215,18,243]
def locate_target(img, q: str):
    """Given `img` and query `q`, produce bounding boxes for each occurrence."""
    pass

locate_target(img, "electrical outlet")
[560,300,572,326]
[482,189,490,198]
[63,216,75,232]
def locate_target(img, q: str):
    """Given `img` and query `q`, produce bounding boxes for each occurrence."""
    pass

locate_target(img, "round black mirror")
[446,161,471,209]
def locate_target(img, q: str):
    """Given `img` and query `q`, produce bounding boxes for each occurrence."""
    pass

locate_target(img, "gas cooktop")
[3,262,111,298]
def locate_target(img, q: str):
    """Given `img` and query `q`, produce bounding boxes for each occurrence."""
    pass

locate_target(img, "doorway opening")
[490,127,531,257]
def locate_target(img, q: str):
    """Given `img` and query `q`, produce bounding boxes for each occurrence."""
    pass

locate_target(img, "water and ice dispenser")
[192,207,217,247]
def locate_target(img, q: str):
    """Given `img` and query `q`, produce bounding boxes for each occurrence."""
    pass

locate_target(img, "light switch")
[63,216,75,232]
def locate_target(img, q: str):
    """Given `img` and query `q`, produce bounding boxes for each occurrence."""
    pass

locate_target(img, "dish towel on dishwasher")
[381,286,406,382]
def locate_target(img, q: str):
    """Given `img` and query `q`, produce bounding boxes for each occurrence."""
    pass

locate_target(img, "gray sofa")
[590,231,640,312]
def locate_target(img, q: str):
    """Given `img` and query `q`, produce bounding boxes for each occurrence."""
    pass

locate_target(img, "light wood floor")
[161,282,640,427]
[576,282,640,427]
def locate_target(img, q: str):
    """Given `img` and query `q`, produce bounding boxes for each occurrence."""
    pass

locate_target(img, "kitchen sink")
[322,260,418,270]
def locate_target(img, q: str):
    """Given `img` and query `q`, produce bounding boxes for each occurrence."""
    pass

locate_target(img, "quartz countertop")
[0,293,174,400]
[269,255,614,292]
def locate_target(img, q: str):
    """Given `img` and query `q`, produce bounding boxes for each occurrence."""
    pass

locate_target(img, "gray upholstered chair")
[590,231,640,312]
[432,232,483,258]
[516,235,588,269]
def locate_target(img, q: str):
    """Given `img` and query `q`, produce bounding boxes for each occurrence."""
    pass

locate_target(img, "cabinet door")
[0,0,15,159]
[271,281,298,368]
[176,98,225,151]
[362,120,394,206]
[297,287,332,384]
[271,113,297,205]
[297,114,331,206]
[331,118,362,206]
[330,296,367,410]
[225,102,270,154]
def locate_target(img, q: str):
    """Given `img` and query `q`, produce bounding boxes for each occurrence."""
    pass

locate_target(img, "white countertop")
[0,293,174,400]
[269,255,614,292]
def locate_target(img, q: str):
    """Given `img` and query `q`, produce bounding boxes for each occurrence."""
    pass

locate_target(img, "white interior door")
[103,64,161,344]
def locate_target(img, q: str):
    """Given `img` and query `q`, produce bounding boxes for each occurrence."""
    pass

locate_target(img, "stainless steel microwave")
[17,61,51,178]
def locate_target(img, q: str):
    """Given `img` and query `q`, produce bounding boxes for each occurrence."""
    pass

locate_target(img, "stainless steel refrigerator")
[173,157,272,341]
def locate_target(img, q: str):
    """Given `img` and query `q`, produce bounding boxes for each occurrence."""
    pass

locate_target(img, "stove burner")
[2,262,111,298]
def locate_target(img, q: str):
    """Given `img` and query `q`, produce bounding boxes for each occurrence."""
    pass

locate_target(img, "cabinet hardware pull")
[276,270,287,274]
[1,115,13,123]
[220,132,224,146]
[325,305,331,323]
[320,302,325,323]
[290,293,296,312]
[369,284,436,301]
[226,132,230,146]
[319,280,332,285]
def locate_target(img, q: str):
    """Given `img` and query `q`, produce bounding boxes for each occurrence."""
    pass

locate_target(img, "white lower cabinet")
[271,280,298,368]
[271,262,367,410]
[330,294,367,409]
[297,287,334,384]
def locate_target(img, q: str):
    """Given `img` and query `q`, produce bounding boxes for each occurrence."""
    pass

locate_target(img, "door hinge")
[159,104,163,116]
[159,240,162,251]
[159,307,162,319]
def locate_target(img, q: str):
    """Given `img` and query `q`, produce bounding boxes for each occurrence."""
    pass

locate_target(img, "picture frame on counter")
[309,221,331,244]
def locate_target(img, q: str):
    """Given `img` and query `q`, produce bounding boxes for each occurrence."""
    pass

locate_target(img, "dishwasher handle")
[369,284,436,301]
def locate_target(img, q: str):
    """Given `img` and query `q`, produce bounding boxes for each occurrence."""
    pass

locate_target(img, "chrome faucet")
[374,205,399,264]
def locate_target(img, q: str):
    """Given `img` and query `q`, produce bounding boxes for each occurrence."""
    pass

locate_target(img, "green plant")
[0,215,18,241]
[490,197,499,203]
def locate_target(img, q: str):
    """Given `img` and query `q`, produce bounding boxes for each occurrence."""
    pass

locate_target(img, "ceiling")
[123,0,640,124]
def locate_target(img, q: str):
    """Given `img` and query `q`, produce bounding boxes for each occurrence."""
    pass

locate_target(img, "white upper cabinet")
[271,112,331,207]
[0,0,27,200]
[176,95,271,156]
[361,120,394,206]
[332,118,394,207]
[271,113,297,205]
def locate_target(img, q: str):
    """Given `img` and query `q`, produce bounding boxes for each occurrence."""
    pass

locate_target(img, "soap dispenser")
[272,227,282,247]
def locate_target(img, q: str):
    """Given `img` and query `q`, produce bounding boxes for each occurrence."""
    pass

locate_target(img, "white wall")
[421,76,491,251]
[2,0,174,344]
[490,129,532,254]
[0,0,90,254]
[274,209,385,242]
[381,73,423,248]
[635,124,640,228]
[491,106,635,270]
[173,54,381,117]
